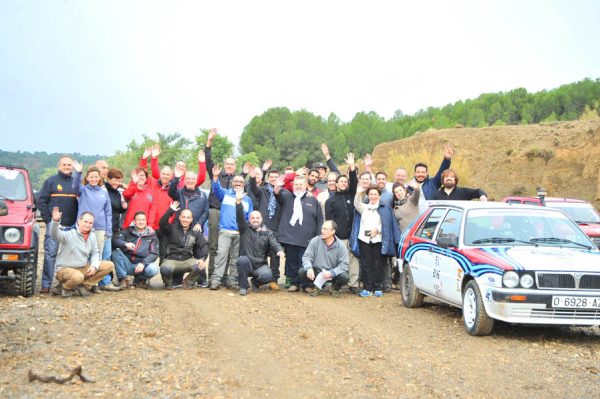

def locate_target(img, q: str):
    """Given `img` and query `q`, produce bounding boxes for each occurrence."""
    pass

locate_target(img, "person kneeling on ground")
[112,211,160,289]
[50,207,113,297]
[235,190,284,296]
[159,201,208,290]
[299,220,350,298]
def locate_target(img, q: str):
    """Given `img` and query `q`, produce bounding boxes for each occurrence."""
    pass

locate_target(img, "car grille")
[512,308,600,320]
[536,272,600,290]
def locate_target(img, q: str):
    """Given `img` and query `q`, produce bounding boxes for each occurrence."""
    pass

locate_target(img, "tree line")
[2,78,598,190]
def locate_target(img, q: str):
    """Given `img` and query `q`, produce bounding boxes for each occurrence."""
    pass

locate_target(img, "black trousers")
[298,267,350,291]
[236,256,273,289]
[358,241,385,291]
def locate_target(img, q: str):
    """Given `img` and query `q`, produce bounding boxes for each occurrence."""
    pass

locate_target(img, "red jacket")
[122,180,158,229]
[139,157,207,189]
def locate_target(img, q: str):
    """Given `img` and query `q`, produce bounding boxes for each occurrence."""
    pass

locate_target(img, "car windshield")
[546,203,600,224]
[464,208,594,249]
[0,169,28,201]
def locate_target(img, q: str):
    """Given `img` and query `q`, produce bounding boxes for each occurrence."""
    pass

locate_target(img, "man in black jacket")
[433,169,488,201]
[234,190,284,296]
[37,155,79,293]
[158,202,209,290]
[325,154,360,293]
[112,211,159,289]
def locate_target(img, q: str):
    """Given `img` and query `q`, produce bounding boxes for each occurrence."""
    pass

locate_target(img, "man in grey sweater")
[299,220,350,297]
[50,207,113,297]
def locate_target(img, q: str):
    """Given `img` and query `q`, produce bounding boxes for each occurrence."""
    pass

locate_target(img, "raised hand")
[275,176,284,187]
[142,147,152,160]
[321,143,330,159]
[242,162,253,175]
[174,163,185,178]
[295,166,308,176]
[151,144,161,158]
[356,184,365,194]
[207,128,217,142]
[443,143,454,159]
[51,207,62,222]
[170,201,180,212]
[197,149,205,163]
[248,164,257,178]
[235,188,245,202]
[364,153,372,168]
[262,159,273,171]
[72,160,83,173]
[345,153,355,166]
[131,170,140,184]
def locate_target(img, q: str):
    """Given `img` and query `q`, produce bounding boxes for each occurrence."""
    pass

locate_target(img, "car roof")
[503,196,588,204]
[427,201,561,211]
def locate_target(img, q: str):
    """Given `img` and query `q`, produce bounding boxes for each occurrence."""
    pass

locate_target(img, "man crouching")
[50,207,113,297]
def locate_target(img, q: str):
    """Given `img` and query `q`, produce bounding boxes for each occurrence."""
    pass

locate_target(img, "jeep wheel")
[401,263,424,308]
[462,280,495,336]
[15,263,35,297]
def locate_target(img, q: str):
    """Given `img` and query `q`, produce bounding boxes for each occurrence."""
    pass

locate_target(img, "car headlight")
[4,227,21,243]
[503,271,519,288]
[520,274,535,289]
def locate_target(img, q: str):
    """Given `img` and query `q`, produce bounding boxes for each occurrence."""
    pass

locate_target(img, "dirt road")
[1,232,600,398]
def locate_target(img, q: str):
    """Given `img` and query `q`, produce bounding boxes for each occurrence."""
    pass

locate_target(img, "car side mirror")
[0,200,7,216]
[437,235,458,249]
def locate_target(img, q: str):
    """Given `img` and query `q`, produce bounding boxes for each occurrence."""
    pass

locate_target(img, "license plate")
[552,296,600,309]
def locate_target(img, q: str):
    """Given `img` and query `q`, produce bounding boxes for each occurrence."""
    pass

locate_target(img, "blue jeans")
[112,248,159,281]
[41,228,59,289]
[98,236,113,286]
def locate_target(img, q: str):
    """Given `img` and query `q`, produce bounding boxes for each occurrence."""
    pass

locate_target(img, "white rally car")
[399,202,600,336]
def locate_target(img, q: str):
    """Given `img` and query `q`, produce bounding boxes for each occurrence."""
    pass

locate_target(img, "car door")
[410,207,448,294]
[433,209,464,305]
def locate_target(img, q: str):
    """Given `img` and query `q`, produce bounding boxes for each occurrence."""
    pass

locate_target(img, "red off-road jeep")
[0,165,39,296]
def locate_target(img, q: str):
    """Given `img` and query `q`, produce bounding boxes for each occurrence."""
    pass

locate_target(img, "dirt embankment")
[371,120,600,207]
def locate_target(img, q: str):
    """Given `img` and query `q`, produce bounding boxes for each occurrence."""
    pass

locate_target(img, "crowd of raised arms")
[37,128,488,298]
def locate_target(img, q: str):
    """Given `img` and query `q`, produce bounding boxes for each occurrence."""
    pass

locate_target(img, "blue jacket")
[350,201,401,257]
[168,177,209,229]
[73,172,112,235]
[421,157,451,200]
[212,180,252,230]
[37,171,79,225]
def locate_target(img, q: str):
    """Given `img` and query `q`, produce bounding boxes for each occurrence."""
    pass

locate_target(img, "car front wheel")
[462,280,494,336]
[401,263,424,308]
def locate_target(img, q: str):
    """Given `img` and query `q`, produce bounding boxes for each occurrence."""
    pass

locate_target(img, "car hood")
[465,246,600,273]
[0,202,34,224]
[578,223,600,237]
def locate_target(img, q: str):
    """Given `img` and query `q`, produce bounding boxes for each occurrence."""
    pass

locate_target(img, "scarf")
[289,190,306,226]
[393,198,408,207]
[266,184,277,219]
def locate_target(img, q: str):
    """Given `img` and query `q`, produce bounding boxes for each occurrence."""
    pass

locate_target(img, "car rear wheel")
[14,263,35,297]
[462,280,494,336]
[401,263,424,308]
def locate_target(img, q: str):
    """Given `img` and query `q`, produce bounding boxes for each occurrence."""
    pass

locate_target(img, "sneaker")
[284,277,292,289]
[374,290,383,297]
[40,287,50,294]
[303,286,314,294]
[61,287,75,298]
[287,285,299,292]
[239,288,248,296]
[100,283,123,292]
[358,290,372,297]
[331,289,342,298]
[75,286,92,297]
[228,284,240,291]
[209,283,220,291]
[182,277,193,290]
[309,288,321,297]
[197,280,209,288]
[268,282,280,291]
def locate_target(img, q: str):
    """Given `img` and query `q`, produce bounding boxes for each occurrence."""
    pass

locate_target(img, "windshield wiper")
[471,237,535,245]
[0,195,14,203]
[574,220,600,225]
[529,237,592,249]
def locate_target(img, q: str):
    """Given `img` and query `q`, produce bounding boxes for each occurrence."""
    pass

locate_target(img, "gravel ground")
[1,228,599,398]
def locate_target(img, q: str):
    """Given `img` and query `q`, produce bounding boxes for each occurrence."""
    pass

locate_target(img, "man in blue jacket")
[412,143,454,201]
[37,156,79,293]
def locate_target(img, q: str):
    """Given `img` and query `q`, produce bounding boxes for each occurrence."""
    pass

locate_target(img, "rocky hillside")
[371,119,600,207]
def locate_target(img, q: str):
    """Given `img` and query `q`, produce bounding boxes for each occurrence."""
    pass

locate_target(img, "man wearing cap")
[314,143,340,191]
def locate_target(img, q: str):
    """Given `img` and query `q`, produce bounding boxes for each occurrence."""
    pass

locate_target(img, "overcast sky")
[1,0,598,156]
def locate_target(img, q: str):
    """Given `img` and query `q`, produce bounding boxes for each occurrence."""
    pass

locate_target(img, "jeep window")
[436,209,463,241]
[415,208,447,240]
[0,169,27,201]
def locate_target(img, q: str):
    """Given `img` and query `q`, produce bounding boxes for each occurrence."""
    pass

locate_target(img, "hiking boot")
[239,288,248,296]
[76,286,92,296]
[268,282,280,291]
[288,285,299,292]
[284,277,292,289]
[100,283,122,292]
[40,287,50,294]
[331,289,342,298]
[349,286,361,295]
[117,278,131,289]
[228,284,240,291]
[309,288,321,297]
[61,287,75,298]
[197,279,209,288]
[374,290,383,297]
[182,277,193,290]
[209,283,220,291]
[358,290,373,297]
[90,286,102,294]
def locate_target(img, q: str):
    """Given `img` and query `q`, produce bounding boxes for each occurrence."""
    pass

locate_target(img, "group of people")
[37,129,487,298]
